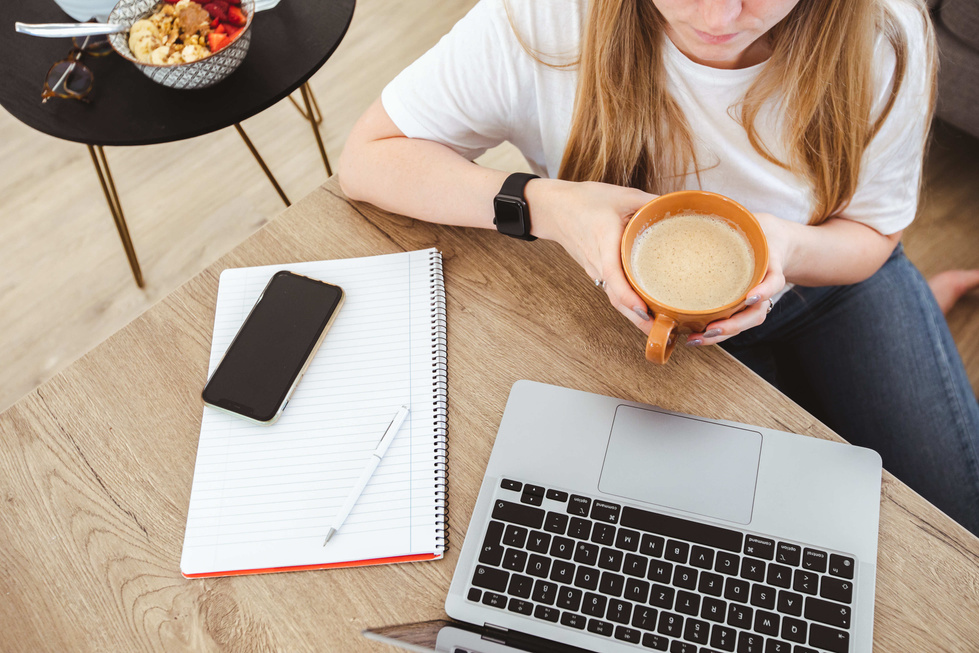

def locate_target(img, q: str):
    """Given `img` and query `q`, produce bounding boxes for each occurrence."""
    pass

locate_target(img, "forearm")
[779,217,902,287]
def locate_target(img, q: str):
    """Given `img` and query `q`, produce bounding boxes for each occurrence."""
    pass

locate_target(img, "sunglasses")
[41,33,113,103]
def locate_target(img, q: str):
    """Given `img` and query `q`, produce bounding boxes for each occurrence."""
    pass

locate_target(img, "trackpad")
[599,405,762,524]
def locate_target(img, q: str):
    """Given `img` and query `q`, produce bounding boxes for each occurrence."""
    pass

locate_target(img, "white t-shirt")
[383,0,931,237]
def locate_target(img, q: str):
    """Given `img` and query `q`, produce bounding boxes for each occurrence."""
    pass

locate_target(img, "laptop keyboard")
[466,479,857,653]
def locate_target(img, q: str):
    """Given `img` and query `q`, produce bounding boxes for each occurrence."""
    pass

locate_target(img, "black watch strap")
[493,172,540,241]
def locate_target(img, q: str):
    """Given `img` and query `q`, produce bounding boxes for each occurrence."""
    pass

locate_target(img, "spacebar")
[620,506,743,553]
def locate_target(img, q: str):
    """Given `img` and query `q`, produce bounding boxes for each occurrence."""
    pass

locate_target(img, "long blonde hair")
[511,0,937,224]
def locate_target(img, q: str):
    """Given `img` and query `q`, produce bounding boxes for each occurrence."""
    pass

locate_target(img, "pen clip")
[375,415,398,447]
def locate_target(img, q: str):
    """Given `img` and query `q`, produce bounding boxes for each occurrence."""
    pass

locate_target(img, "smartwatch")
[493,172,540,241]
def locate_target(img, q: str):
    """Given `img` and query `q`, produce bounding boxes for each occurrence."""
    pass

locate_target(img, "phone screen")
[202,271,344,423]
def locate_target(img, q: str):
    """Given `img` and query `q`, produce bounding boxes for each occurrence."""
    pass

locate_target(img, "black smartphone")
[201,270,345,424]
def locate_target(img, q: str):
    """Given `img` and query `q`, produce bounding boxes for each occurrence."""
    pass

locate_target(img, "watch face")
[494,197,527,238]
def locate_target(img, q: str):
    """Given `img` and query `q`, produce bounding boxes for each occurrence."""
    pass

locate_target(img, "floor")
[0,0,977,415]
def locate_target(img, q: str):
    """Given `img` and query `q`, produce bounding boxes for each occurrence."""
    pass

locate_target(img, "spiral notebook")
[180,248,448,578]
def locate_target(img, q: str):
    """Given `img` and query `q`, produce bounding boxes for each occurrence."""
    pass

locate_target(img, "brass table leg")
[87,145,144,289]
[234,123,291,206]
[298,82,332,177]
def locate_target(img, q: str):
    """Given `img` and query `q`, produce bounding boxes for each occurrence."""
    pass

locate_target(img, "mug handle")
[645,313,679,364]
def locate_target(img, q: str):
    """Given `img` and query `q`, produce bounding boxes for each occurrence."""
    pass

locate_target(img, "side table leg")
[234,123,291,207]
[299,82,332,177]
[87,145,144,289]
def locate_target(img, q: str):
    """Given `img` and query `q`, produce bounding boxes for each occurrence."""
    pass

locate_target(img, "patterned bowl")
[106,0,254,89]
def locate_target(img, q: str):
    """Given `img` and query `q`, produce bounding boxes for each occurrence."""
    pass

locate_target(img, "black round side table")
[0,0,356,287]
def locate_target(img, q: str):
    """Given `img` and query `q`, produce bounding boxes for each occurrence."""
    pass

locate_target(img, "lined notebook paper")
[180,248,447,578]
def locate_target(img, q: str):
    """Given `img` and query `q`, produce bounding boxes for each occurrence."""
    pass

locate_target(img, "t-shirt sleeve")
[841,3,933,235]
[381,0,520,161]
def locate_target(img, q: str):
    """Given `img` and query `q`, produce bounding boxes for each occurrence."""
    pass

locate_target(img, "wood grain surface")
[1,179,977,652]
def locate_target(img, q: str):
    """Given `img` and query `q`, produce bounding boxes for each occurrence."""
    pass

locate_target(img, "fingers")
[686,267,785,347]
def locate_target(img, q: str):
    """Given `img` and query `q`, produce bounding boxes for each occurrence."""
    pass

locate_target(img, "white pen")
[324,405,411,545]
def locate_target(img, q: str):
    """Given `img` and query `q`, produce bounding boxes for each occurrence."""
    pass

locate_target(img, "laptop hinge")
[482,623,509,645]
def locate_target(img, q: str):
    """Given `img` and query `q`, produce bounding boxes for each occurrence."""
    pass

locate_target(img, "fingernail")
[633,306,650,321]
[746,295,761,306]
[704,328,722,338]
[686,338,702,347]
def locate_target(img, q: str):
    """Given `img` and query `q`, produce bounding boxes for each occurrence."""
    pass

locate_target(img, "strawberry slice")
[225,25,243,41]
[207,31,231,52]
[202,2,227,21]
[226,6,246,26]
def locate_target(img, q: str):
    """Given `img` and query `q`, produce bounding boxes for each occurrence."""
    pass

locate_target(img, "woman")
[338,0,979,535]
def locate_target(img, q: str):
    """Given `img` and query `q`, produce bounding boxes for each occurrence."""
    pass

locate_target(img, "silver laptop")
[368,381,882,653]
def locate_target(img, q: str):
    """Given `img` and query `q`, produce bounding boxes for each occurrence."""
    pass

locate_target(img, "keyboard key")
[607,598,633,624]
[472,565,508,592]
[560,611,586,629]
[502,548,527,572]
[737,631,764,653]
[740,557,766,582]
[710,624,737,652]
[544,511,568,534]
[724,577,750,603]
[699,571,724,597]
[727,603,753,629]
[750,584,776,610]
[501,479,522,491]
[526,554,550,578]
[793,569,819,595]
[574,566,600,590]
[670,642,697,653]
[569,516,592,540]
[535,604,559,622]
[716,551,740,575]
[809,623,850,653]
[599,547,624,571]
[665,540,690,563]
[780,616,807,643]
[600,571,625,597]
[675,590,700,616]
[550,559,575,583]
[701,596,726,622]
[591,522,616,545]
[794,646,819,653]
[766,563,792,588]
[503,524,528,548]
[523,483,544,496]
[641,533,665,558]
[657,611,684,637]
[820,576,853,604]
[804,596,851,629]
[744,535,775,560]
[568,494,591,516]
[507,573,533,598]
[690,546,715,569]
[546,489,569,502]
[683,617,710,644]
[492,500,544,529]
[776,590,803,616]
[532,579,557,605]
[591,499,622,524]
[574,541,599,566]
[642,632,669,650]
[753,609,779,636]
[633,605,659,630]
[625,577,651,603]
[467,588,481,602]
[674,566,698,590]
[617,528,642,551]
[802,548,828,573]
[557,586,582,611]
[648,560,673,583]
[479,522,506,566]
[521,490,542,506]
[623,553,648,577]
[587,618,614,636]
[775,542,801,566]
[649,583,675,609]
[582,592,608,617]
[615,625,642,643]
[482,591,506,608]
[550,536,574,559]
[621,506,743,553]
[828,554,855,579]
[507,598,533,615]
[764,639,791,653]
[526,530,551,553]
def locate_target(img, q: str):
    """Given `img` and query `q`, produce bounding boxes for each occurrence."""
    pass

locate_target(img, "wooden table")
[1,179,976,651]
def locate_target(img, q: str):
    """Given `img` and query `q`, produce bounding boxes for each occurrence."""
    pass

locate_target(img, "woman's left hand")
[686,212,793,347]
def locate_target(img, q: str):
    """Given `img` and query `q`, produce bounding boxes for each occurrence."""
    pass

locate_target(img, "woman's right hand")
[526,178,658,333]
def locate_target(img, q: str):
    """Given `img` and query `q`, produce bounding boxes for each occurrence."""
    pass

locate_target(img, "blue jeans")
[721,244,979,536]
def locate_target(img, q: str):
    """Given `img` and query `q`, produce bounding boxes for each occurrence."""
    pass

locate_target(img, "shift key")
[472,565,510,592]
[492,500,545,529]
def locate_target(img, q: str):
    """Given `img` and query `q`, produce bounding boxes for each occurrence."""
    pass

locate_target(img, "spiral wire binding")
[430,251,449,552]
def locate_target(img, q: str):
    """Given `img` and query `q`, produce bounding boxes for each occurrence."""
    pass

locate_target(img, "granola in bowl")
[128,0,246,65]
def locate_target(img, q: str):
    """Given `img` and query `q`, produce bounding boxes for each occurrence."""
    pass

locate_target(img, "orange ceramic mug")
[620,191,769,364]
